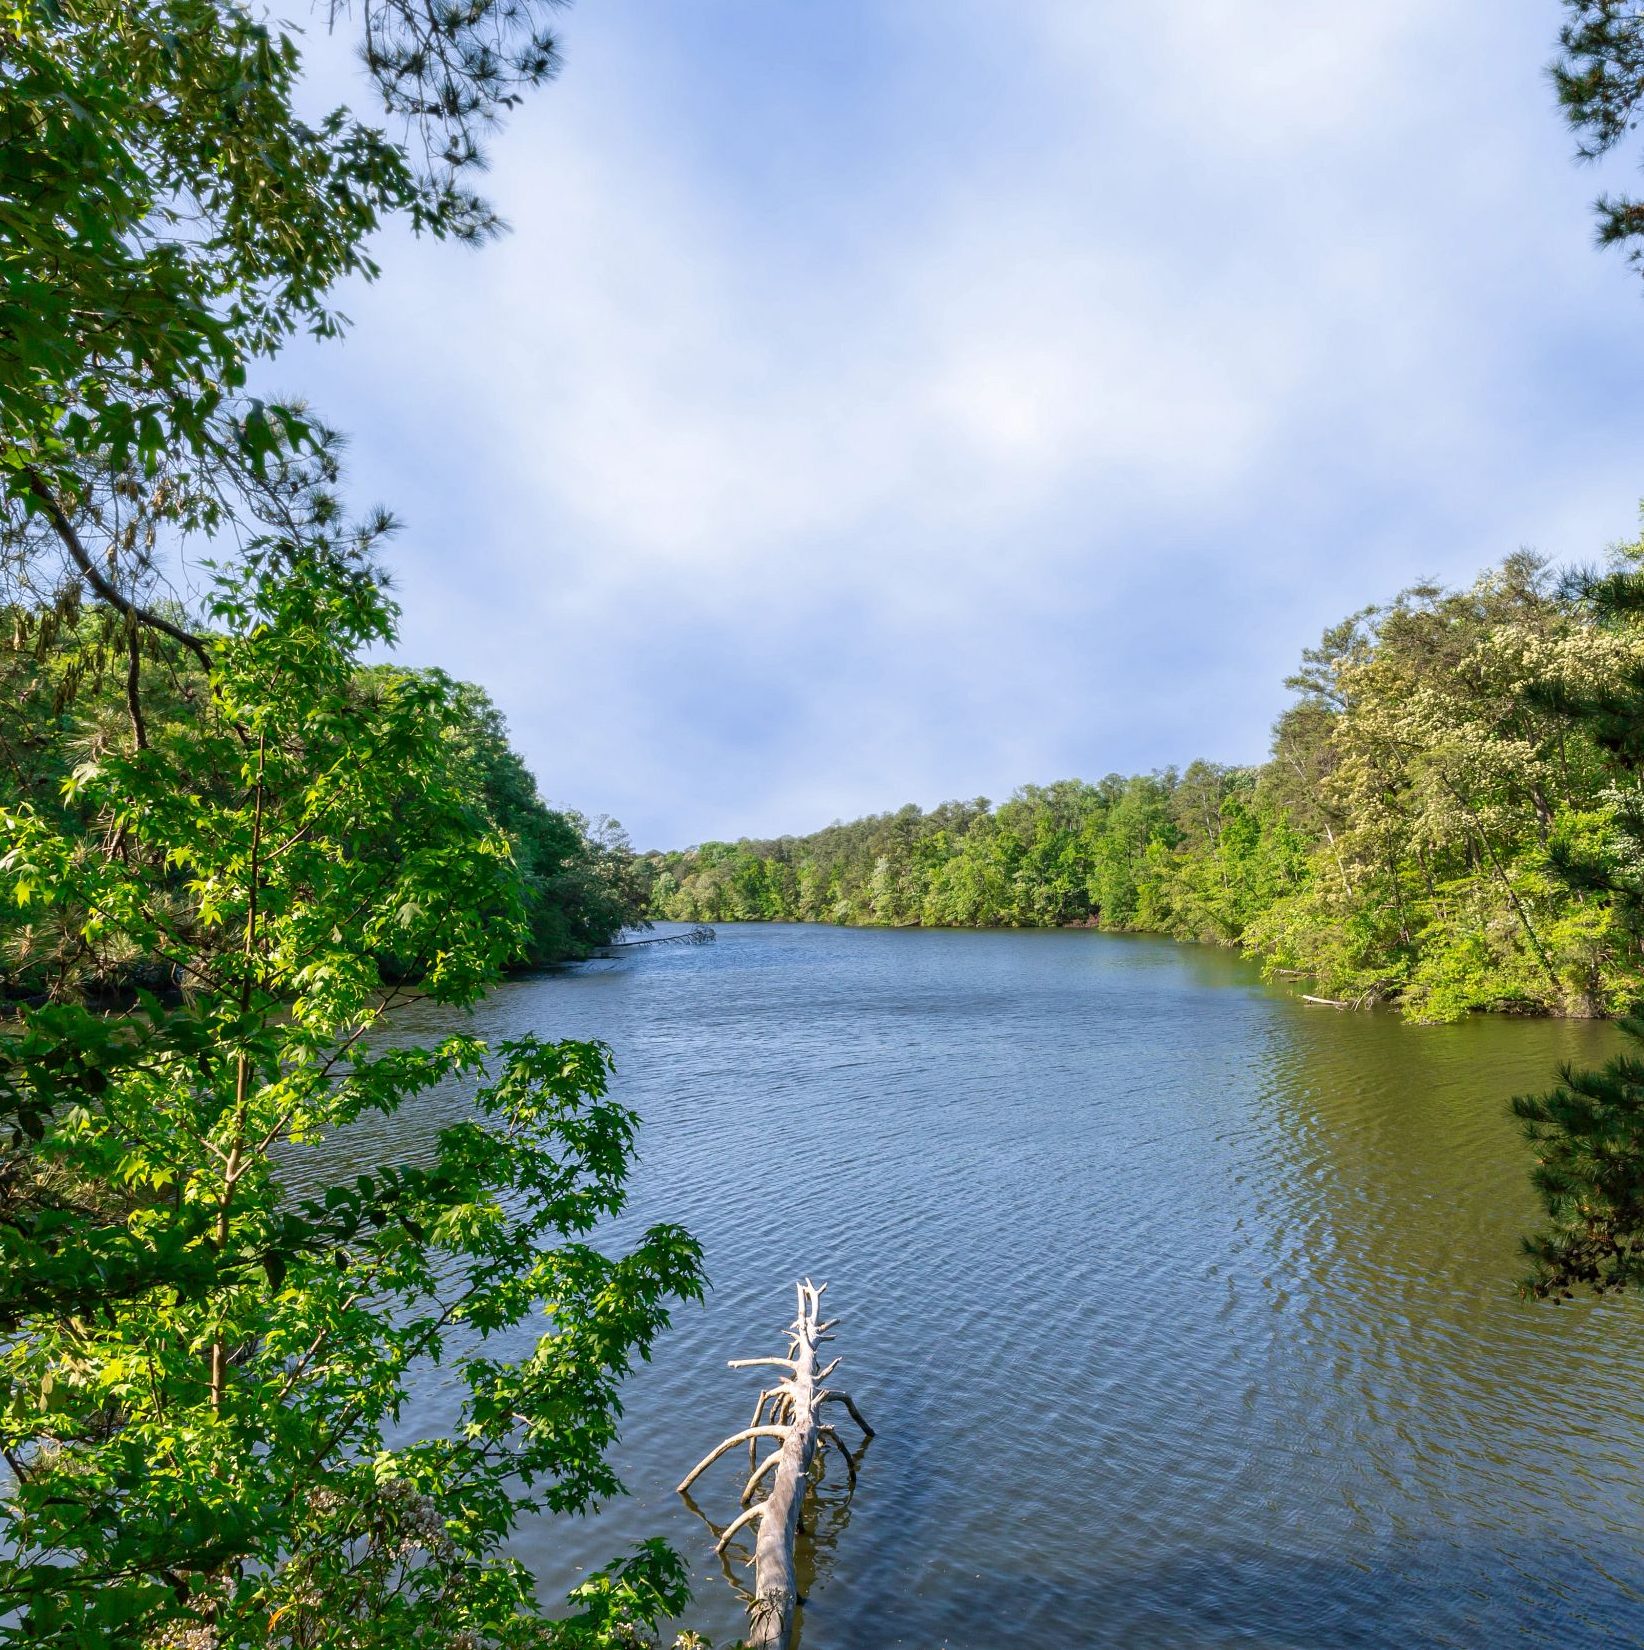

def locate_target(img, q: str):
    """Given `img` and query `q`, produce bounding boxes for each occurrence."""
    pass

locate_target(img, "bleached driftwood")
[597,930,713,957]
[677,1279,872,1650]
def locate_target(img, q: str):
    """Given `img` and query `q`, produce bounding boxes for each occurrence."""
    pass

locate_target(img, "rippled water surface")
[297,924,1644,1647]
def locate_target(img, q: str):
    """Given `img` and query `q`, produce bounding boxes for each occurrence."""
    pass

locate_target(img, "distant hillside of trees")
[647,552,1644,1022]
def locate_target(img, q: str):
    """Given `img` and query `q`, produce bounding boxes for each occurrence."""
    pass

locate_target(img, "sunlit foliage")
[651,553,1644,1024]
[0,559,704,1648]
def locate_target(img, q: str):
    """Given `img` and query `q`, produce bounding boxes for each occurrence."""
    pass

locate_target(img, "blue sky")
[284,1,1644,849]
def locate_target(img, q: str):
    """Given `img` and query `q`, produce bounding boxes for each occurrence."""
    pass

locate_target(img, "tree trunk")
[677,1279,872,1650]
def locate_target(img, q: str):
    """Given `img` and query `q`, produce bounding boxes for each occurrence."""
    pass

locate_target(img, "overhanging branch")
[23,470,213,674]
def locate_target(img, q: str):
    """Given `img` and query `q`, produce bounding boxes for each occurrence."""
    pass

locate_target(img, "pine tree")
[1514,556,1644,1295]
[1555,2,1644,276]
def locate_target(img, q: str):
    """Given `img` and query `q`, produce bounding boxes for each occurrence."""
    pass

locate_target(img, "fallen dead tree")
[605,925,715,950]
[677,1279,872,1649]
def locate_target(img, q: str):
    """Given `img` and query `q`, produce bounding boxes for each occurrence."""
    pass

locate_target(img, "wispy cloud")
[285,1,1644,846]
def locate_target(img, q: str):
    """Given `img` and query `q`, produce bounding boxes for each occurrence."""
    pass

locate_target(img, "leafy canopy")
[0,557,704,1649]
[1,0,569,494]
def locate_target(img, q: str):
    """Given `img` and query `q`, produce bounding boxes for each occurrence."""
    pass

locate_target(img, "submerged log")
[678,1279,872,1650]
[605,924,716,950]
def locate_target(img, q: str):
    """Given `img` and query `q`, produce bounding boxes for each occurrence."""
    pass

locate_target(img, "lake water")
[304,924,1644,1648]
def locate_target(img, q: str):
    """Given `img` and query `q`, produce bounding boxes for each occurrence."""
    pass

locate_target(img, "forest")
[649,551,1644,1023]
[0,596,649,1005]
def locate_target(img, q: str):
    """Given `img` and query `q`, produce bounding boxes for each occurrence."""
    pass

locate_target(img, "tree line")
[648,551,1644,1024]
[0,599,649,1010]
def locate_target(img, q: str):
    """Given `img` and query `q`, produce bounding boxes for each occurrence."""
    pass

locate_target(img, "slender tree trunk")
[1438,771,1561,996]
[210,732,266,1410]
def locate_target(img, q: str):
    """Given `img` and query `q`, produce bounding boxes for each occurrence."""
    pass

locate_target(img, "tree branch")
[23,470,213,673]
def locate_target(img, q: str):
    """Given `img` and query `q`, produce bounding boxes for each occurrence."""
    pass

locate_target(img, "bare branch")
[819,1389,874,1438]
[676,1427,790,1495]
[714,1502,765,1554]
[741,1448,782,1506]
[817,1424,859,1490]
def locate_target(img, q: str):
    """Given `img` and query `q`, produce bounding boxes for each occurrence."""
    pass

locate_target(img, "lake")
[292,923,1644,1648]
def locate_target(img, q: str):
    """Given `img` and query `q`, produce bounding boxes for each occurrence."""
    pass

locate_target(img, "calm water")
[292,924,1644,1648]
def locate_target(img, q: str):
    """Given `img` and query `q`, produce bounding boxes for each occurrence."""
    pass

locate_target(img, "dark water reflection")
[280,925,1644,1648]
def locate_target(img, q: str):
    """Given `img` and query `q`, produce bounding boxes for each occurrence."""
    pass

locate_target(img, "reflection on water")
[279,925,1644,1648]
[679,1430,869,1627]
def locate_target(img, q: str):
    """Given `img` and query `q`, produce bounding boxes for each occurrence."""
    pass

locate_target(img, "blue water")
[297,923,1644,1648]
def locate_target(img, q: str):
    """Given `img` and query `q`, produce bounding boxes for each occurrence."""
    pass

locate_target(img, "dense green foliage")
[0,0,579,799]
[1,0,564,512]
[1516,1009,1644,1297]
[0,606,645,999]
[0,558,704,1648]
[651,553,1644,1023]
[440,679,649,968]
[2,2,703,1644]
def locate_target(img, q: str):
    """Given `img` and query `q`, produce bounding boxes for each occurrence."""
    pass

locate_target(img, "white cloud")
[286,0,1644,844]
